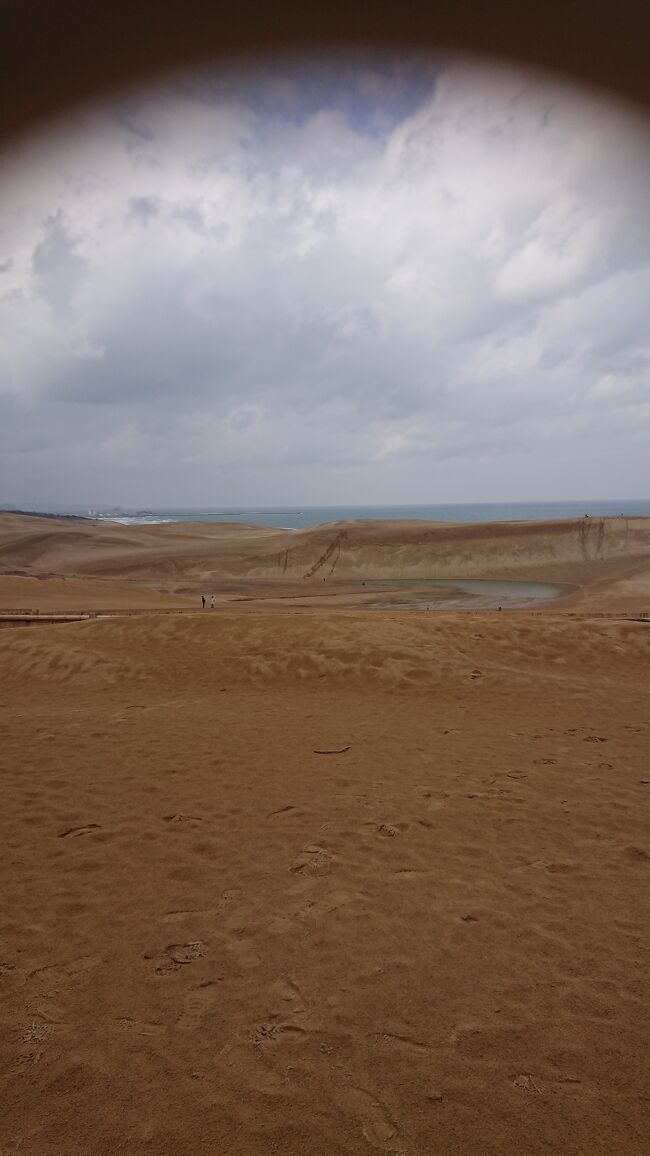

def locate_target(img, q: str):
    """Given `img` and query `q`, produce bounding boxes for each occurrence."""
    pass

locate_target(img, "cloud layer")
[1,55,649,506]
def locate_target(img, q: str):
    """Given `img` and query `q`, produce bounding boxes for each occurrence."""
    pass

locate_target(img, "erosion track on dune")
[579,517,607,563]
[303,531,347,580]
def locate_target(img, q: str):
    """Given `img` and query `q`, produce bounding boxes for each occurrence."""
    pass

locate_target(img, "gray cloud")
[127,195,162,225]
[32,213,87,316]
[0,56,649,507]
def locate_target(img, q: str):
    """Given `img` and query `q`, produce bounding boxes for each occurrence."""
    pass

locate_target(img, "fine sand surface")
[1,515,650,1154]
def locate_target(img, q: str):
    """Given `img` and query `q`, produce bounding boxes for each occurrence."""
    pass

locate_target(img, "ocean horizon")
[6,499,650,529]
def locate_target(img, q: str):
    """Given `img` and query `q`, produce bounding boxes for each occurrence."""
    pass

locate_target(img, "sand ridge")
[2,512,650,613]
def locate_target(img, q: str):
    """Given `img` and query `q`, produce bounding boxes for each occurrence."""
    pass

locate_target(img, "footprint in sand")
[219,906,262,968]
[584,736,608,743]
[162,906,220,925]
[224,934,261,970]
[114,1017,167,1037]
[273,976,307,1014]
[261,977,319,1036]
[512,1073,543,1093]
[449,1021,484,1052]
[624,846,649,862]
[377,823,400,838]
[268,890,359,935]
[342,1088,405,1153]
[177,981,220,1030]
[163,814,202,824]
[146,940,206,976]
[57,824,101,838]
[415,787,449,813]
[267,805,299,818]
[289,844,333,874]
[251,1017,308,1045]
[379,1030,431,1056]
[163,889,243,925]
[28,954,101,986]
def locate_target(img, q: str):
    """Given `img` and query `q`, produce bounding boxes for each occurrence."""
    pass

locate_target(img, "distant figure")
[201,595,205,609]
[210,595,215,609]
[498,606,502,611]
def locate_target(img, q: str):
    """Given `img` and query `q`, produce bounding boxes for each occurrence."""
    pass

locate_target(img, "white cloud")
[0,56,649,505]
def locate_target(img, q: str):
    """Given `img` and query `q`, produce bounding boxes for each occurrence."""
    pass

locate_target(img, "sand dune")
[1,516,649,1154]
[2,607,649,690]
[2,513,650,611]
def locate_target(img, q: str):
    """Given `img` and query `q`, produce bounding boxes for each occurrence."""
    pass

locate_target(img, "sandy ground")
[1,515,649,1154]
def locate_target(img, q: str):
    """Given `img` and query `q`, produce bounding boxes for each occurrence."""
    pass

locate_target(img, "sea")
[12,500,650,529]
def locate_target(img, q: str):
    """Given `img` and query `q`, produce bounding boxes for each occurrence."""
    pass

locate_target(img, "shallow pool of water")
[362,577,572,608]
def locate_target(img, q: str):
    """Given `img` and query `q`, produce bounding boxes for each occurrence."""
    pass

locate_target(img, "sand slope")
[2,513,650,615]
[2,514,650,590]
[1,609,649,1154]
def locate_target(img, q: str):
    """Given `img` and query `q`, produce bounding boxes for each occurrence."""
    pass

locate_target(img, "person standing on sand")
[201,595,205,609]
[210,595,215,609]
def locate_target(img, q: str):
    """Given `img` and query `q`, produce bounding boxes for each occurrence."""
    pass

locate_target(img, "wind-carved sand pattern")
[2,512,650,1154]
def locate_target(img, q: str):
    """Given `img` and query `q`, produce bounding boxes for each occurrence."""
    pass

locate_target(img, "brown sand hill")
[2,514,650,611]
[1,608,649,1155]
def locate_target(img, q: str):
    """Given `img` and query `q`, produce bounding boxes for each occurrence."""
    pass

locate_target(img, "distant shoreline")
[3,500,649,532]
[2,509,90,521]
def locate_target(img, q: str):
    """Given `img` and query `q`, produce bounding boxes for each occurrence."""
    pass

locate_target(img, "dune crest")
[2,513,650,612]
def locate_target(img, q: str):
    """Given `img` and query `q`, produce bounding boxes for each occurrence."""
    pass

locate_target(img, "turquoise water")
[364,577,571,608]
[23,499,650,528]
[368,578,569,598]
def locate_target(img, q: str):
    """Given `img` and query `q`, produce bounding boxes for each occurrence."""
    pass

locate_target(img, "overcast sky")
[0,55,649,508]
